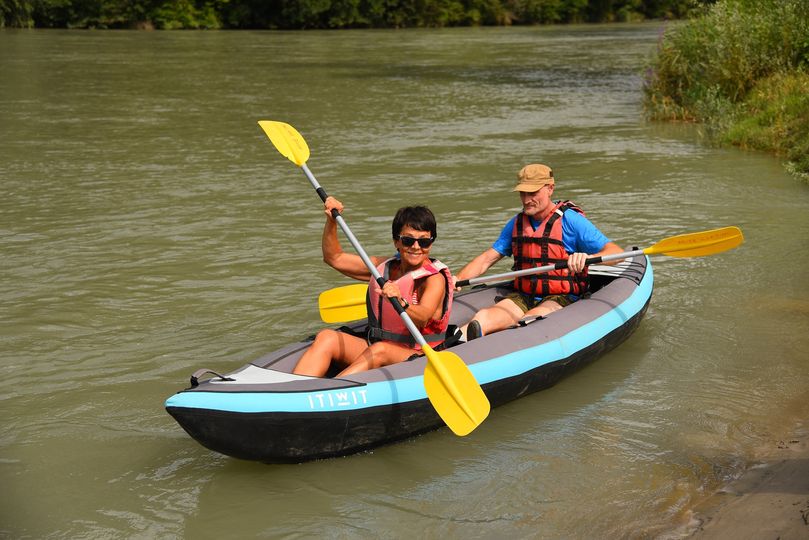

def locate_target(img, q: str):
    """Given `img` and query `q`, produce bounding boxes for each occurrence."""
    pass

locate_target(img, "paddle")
[319,283,368,323]
[457,225,744,287]
[257,120,490,436]
[318,226,744,318]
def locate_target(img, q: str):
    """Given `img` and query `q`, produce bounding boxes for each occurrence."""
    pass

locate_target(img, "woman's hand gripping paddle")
[258,120,490,436]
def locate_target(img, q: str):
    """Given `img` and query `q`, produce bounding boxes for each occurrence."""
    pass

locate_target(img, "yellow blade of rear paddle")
[422,345,490,436]
[318,283,368,323]
[645,226,744,258]
[257,120,310,167]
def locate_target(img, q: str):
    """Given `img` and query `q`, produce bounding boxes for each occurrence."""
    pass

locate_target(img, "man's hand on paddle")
[568,252,588,273]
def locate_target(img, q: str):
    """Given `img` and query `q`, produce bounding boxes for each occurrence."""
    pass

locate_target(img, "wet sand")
[686,426,809,539]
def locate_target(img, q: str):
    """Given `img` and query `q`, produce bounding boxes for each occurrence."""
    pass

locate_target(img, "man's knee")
[472,301,521,335]
[530,300,563,317]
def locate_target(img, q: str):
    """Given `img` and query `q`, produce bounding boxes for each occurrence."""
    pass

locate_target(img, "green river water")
[1,24,808,538]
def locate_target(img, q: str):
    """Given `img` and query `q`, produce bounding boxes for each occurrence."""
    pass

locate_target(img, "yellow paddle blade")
[318,283,368,323]
[645,226,744,258]
[423,345,490,436]
[257,120,310,166]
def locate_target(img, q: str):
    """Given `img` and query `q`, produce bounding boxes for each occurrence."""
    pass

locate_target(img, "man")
[455,163,624,340]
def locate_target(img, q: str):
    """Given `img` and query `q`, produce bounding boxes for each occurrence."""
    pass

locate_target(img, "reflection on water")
[1,24,808,538]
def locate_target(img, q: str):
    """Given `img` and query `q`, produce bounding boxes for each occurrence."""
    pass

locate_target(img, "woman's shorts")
[505,292,576,312]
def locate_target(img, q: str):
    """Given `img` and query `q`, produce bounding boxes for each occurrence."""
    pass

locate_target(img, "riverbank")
[644,0,809,181]
[720,71,809,182]
[681,423,809,539]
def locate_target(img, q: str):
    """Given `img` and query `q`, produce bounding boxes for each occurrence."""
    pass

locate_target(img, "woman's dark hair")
[391,206,437,239]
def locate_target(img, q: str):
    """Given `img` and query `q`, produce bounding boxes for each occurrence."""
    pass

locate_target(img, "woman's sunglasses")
[396,235,435,248]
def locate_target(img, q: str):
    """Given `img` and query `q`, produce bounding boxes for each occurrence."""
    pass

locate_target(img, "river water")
[2,24,808,538]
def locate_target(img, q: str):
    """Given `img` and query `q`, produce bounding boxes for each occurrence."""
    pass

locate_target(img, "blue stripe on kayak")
[165,374,427,413]
[165,258,653,414]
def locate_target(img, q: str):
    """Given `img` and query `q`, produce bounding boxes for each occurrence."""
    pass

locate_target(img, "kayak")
[165,255,653,463]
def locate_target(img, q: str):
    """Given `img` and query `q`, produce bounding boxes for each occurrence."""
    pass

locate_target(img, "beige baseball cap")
[513,163,554,192]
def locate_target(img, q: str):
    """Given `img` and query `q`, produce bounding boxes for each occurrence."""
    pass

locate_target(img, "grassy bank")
[644,0,809,181]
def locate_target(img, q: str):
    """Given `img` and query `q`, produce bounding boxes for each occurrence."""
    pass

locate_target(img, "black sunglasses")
[396,235,435,248]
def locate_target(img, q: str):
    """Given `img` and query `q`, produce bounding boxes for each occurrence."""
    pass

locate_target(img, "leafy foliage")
[725,72,809,181]
[0,0,701,29]
[644,0,809,178]
[645,0,809,119]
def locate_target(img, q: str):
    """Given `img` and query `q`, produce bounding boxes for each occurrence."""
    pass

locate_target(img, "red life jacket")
[366,257,453,351]
[511,200,589,297]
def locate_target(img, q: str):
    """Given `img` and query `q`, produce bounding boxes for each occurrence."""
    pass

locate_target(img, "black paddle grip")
[316,187,342,218]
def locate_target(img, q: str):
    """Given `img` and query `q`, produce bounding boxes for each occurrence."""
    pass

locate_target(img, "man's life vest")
[367,257,453,351]
[511,200,589,297]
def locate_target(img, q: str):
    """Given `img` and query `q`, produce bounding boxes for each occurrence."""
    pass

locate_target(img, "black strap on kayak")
[511,315,546,329]
[190,369,235,388]
[337,325,368,339]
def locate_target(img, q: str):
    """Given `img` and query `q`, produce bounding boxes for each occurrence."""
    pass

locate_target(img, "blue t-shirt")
[492,208,610,257]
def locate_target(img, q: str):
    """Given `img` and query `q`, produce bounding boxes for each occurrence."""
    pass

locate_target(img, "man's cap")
[513,163,554,192]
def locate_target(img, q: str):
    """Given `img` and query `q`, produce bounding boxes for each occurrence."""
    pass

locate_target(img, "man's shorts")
[505,292,576,313]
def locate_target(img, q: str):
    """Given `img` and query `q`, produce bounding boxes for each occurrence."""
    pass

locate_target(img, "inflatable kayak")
[165,255,652,463]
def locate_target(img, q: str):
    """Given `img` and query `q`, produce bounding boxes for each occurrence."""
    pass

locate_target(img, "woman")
[293,197,453,378]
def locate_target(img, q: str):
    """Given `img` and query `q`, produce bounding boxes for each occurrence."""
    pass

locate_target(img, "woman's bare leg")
[293,329,368,377]
[337,341,415,377]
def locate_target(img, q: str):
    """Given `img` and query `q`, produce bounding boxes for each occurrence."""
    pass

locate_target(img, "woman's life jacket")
[511,200,589,297]
[366,257,453,351]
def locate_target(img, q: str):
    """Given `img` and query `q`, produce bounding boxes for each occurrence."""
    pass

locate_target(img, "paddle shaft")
[260,120,489,434]
[300,163,428,347]
[456,249,640,288]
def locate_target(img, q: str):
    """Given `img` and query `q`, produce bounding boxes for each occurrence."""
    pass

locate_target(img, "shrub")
[644,0,809,178]
[725,71,809,180]
[645,0,809,120]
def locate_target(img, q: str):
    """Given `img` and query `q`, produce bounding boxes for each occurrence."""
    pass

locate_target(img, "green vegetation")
[644,0,809,180]
[2,0,700,29]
